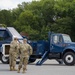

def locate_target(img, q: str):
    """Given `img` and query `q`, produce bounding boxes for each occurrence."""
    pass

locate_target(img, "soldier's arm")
[29,45,33,55]
[16,43,21,55]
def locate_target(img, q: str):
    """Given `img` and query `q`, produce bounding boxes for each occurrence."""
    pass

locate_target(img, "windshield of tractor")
[62,34,72,43]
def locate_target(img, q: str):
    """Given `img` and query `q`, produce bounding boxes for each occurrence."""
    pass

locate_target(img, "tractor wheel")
[1,54,9,64]
[63,52,75,66]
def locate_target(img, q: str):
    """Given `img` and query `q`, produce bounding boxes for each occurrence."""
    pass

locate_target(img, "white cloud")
[0,0,32,10]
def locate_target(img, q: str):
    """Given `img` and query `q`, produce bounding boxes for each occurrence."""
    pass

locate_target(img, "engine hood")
[64,42,75,51]
[65,42,75,47]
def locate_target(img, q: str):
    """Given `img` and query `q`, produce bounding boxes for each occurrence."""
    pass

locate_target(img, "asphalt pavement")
[0,59,75,75]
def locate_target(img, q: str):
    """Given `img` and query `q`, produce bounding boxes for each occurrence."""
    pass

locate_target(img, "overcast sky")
[0,0,33,10]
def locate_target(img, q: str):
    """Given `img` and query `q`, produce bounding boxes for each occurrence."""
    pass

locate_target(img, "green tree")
[1,0,75,41]
[0,10,12,26]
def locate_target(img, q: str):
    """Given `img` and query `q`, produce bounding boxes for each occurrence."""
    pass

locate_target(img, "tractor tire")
[63,52,75,66]
[1,54,9,64]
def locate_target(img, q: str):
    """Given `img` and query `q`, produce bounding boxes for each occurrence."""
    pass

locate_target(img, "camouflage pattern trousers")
[9,52,17,67]
[18,56,29,71]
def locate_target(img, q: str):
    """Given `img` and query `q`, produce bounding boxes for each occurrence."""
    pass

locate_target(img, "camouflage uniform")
[9,38,19,71]
[18,39,33,73]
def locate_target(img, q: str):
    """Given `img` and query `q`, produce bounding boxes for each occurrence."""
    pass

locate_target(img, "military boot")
[22,68,26,73]
[17,67,21,73]
[25,67,27,71]
[13,66,17,71]
[10,66,13,71]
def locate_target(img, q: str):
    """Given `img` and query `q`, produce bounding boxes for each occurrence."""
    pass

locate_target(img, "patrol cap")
[13,36,18,40]
[23,38,27,41]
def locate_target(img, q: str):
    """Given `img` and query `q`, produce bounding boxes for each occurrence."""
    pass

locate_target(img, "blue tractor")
[0,27,75,66]
[30,32,75,66]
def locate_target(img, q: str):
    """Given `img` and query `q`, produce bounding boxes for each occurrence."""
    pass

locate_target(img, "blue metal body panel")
[0,28,11,52]
[36,40,48,55]
[30,40,49,56]
[63,43,75,52]
[0,27,23,53]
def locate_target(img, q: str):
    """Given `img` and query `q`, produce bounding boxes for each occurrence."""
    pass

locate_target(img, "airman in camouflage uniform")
[9,37,19,71]
[17,38,33,73]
